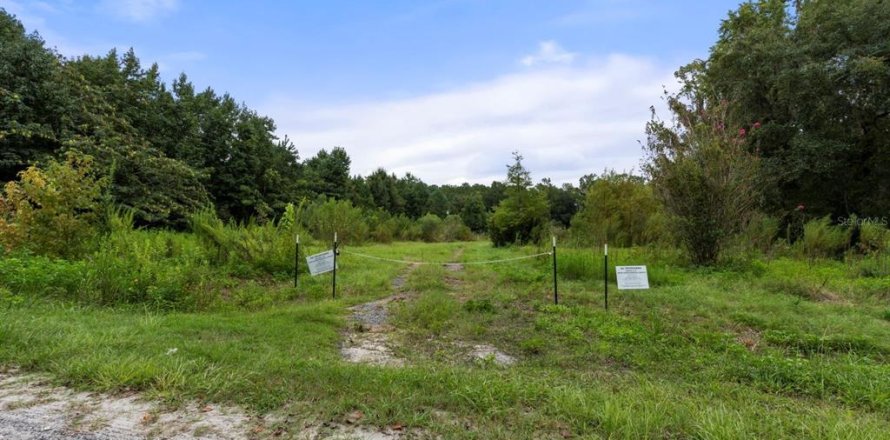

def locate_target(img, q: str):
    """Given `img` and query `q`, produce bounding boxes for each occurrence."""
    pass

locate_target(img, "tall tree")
[488,152,550,246]
[304,147,351,200]
[0,10,71,181]
[699,0,890,219]
[367,168,404,214]
[460,193,488,232]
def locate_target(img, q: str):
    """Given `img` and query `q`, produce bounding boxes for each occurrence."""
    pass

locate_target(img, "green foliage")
[489,153,550,246]
[644,98,763,265]
[800,216,850,259]
[570,171,665,247]
[305,198,367,244]
[106,146,210,228]
[463,298,496,314]
[303,147,350,200]
[459,193,488,232]
[441,215,472,242]
[395,291,459,334]
[537,179,580,228]
[0,228,215,309]
[426,189,449,218]
[737,213,780,254]
[189,208,306,276]
[857,221,889,254]
[366,168,404,214]
[693,0,890,218]
[0,151,106,258]
[0,10,70,182]
[416,213,443,243]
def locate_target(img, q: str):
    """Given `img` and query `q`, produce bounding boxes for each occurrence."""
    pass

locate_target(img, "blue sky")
[2,0,742,185]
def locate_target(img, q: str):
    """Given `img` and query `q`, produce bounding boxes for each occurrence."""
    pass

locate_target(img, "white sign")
[616,266,649,290]
[306,250,335,276]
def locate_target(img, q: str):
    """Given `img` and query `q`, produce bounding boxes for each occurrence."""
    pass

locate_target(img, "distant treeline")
[3,0,890,265]
[0,10,582,232]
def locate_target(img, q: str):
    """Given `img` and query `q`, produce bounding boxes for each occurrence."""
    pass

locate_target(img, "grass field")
[1,240,889,438]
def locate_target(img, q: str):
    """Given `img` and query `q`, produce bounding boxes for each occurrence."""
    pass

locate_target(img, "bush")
[0,151,107,258]
[858,221,889,254]
[304,198,368,244]
[800,215,849,259]
[739,213,780,254]
[570,171,666,247]
[441,215,473,241]
[190,208,309,276]
[644,97,762,265]
[417,213,443,242]
[0,229,217,309]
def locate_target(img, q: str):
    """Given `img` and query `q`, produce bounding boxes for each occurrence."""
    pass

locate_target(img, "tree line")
[3,0,889,265]
[644,0,890,263]
[0,9,580,235]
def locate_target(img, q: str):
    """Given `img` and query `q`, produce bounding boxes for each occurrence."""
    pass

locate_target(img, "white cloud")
[1,0,112,56]
[520,41,576,67]
[261,54,676,186]
[100,0,179,22]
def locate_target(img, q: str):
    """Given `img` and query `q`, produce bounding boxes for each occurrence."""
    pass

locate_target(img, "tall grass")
[556,246,684,286]
[189,208,311,276]
[800,215,850,259]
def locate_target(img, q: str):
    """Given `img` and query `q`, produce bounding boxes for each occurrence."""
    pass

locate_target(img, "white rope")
[340,249,551,266]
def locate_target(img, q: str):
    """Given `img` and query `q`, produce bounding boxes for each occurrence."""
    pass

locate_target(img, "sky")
[1,0,742,185]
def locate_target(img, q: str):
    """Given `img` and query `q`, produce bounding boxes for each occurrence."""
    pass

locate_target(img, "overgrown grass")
[1,241,889,438]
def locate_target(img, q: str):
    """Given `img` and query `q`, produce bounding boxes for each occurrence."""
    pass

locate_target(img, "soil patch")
[340,265,418,367]
[0,370,250,439]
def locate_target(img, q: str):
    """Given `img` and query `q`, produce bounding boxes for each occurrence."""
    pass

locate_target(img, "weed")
[463,298,496,314]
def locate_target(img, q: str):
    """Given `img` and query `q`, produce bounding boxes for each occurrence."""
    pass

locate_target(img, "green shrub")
[417,213,443,242]
[84,228,216,308]
[0,151,107,258]
[739,213,779,254]
[800,216,850,259]
[304,198,368,244]
[643,100,763,265]
[856,256,890,278]
[371,220,395,243]
[858,221,889,253]
[0,255,85,299]
[570,171,666,247]
[441,215,473,241]
[190,208,308,276]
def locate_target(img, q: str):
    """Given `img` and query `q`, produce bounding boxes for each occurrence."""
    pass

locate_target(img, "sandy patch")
[0,370,250,439]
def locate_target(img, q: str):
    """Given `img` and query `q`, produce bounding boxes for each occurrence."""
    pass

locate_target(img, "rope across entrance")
[340,249,552,266]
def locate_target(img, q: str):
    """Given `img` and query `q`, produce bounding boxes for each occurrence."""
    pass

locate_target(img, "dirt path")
[340,244,515,368]
[439,248,516,367]
[340,264,419,367]
[0,370,251,439]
